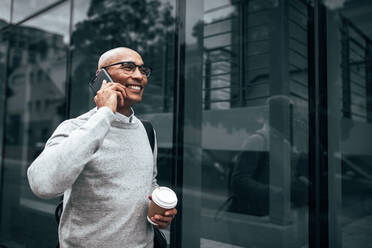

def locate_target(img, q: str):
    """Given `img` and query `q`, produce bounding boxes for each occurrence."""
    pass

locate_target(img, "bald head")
[98,47,141,69]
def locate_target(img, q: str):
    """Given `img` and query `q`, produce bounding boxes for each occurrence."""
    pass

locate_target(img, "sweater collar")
[92,107,138,129]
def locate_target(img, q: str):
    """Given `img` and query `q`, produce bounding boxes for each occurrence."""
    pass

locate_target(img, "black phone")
[89,68,113,93]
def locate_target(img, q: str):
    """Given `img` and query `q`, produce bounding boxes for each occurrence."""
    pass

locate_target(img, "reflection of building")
[190,1,371,247]
[0,17,68,248]
[341,18,372,122]
[6,24,66,146]
[0,19,8,147]
[201,0,309,150]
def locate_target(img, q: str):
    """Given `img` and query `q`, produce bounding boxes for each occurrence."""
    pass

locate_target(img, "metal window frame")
[170,0,185,247]
[308,1,329,247]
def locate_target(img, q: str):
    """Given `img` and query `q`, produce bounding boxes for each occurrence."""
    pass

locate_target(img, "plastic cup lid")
[152,187,178,209]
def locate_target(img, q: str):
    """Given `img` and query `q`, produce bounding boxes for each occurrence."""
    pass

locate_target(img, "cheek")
[111,71,129,82]
[142,79,148,89]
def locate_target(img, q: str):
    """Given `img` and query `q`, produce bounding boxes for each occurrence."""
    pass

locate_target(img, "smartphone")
[89,68,113,94]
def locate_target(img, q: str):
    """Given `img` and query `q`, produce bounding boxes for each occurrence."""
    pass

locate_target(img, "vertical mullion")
[65,0,74,119]
[10,0,14,23]
[365,41,372,123]
[318,4,329,247]
[162,36,169,112]
[309,1,329,248]
[341,19,351,119]
[0,29,11,234]
[204,54,211,110]
[170,0,185,247]
[239,0,246,107]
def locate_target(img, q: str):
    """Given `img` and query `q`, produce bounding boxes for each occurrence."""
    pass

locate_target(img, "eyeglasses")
[102,61,152,78]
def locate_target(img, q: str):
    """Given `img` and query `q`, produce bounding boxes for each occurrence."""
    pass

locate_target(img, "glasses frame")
[102,61,152,78]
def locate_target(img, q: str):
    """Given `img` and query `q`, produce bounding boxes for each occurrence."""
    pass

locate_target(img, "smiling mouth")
[125,84,143,90]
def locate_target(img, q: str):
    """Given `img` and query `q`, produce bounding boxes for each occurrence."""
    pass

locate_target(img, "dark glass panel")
[325,0,372,247]
[0,2,70,247]
[0,31,8,199]
[182,0,310,247]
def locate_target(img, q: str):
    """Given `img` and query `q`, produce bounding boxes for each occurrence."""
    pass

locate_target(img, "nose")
[132,67,143,79]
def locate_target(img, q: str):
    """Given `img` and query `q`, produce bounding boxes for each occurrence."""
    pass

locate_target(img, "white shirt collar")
[114,107,134,123]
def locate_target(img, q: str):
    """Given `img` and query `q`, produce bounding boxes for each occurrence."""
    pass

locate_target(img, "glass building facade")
[0,0,371,247]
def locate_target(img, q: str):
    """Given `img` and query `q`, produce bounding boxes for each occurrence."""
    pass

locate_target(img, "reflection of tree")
[70,0,175,116]
[0,19,8,29]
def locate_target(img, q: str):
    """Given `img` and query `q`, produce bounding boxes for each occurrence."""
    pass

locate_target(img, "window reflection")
[12,0,61,23]
[0,2,69,247]
[0,0,11,24]
[326,1,372,247]
[341,18,370,122]
[197,0,310,247]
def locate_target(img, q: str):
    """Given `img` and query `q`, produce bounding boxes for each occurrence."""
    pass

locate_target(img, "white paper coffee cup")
[147,187,177,225]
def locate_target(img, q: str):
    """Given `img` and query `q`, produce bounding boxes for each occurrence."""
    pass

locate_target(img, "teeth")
[128,85,141,90]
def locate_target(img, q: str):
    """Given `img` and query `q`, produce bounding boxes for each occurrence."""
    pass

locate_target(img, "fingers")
[151,214,173,229]
[97,82,127,107]
[111,84,127,104]
[99,79,109,91]
[103,83,127,97]
[100,81,125,93]
[115,91,124,106]
[113,85,126,107]
[150,208,177,229]
[164,208,177,217]
[151,215,171,223]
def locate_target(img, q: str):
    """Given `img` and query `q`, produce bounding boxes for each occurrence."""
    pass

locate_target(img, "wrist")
[97,106,115,118]
[98,104,116,113]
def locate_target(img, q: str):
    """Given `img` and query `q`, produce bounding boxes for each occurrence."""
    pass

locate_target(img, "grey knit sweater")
[27,107,158,248]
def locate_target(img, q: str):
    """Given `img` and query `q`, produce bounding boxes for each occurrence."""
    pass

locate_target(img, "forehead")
[114,49,144,65]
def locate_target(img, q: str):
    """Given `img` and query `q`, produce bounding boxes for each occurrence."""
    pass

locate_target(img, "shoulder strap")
[55,200,63,224]
[141,120,155,154]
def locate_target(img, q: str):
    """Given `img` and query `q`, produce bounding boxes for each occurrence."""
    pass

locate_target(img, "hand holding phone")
[90,69,127,112]
[89,68,113,94]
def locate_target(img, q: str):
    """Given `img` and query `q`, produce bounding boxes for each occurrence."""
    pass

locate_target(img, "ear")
[96,69,100,76]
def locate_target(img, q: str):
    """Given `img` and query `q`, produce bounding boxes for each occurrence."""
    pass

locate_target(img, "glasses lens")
[119,62,151,77]
[122,62,136,71]
[140,66,151,77]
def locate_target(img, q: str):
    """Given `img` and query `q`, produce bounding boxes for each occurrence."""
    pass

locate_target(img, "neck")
[117,105,133,117]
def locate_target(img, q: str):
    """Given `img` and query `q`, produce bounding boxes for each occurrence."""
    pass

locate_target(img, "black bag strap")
[55,200,63,224]
[153,227,167,248]
[141,119,155,153]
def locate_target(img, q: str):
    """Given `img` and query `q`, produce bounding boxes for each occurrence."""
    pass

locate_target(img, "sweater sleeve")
[27,107,115,199]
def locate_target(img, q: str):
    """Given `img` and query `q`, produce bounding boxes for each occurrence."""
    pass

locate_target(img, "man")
[27,47,177,248]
